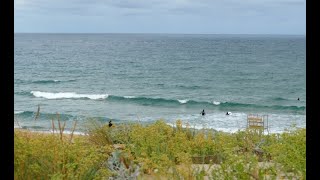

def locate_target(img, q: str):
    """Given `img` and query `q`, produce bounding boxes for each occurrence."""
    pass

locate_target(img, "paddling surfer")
[200,109,206,116]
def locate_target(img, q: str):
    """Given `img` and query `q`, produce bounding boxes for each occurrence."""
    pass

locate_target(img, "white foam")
[26,129,86,135]
[169,112,306,134]
[53,80,60,82]
[178,99,189,104]
[14,111,24,114]
[58,130,86,135]
[214,127,240,133]
[213,101,221,105]
[124,96,136,99]
[31,91,108,100]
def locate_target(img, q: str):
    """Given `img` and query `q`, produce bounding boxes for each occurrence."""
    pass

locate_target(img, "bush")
[14,119,306,179]
[14,130,113,179]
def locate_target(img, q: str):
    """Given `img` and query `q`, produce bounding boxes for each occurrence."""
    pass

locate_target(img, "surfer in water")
[297,98,300,101]
[201,109,206,116]
[226,112,232,115]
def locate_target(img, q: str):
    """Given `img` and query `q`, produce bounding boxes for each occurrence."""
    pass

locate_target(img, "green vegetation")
[14,119,306,179]
[14,130,113,180]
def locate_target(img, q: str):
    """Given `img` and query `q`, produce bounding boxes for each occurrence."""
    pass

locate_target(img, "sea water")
[14,34,306,133]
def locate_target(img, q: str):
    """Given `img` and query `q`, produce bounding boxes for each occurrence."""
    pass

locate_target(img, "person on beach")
[201,109,206,116]
[108,120,113,127]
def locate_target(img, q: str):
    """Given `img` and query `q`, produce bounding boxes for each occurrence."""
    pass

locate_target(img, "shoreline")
[14,111,306,135]
[14,121,303,135]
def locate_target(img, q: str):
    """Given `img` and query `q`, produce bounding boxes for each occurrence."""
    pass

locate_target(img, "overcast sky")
[14,0,306,34]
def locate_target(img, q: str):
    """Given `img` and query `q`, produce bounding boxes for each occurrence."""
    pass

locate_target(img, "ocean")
[14,33,306,133]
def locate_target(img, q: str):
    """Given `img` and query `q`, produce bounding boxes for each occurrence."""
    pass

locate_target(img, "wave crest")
[213,101,221,105]
[124,96,136,99]
[31,91,108,100]
[31,79,76,84]
[27,91,306,112]
[178,99,189,104]
[14,111,25,114]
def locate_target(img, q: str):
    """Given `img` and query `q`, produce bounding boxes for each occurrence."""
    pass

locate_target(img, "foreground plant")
[14,119,306,179]
[14,126,113,179]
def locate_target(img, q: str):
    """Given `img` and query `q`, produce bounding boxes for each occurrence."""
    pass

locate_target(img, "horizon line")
[14,32,306,36]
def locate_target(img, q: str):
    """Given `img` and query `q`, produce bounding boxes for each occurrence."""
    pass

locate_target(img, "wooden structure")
[247,114,269,134]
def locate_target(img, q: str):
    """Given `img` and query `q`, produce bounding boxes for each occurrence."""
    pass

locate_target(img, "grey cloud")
[14,0,305,17]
